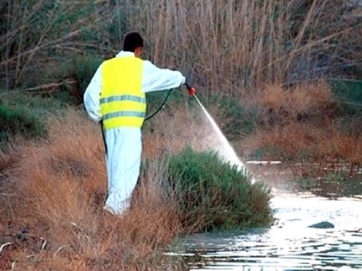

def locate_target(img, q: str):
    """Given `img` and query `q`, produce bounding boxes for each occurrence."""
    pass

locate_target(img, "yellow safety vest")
[100,56,146,130]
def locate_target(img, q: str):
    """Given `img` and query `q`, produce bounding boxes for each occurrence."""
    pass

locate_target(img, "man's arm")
[141,60,186,93]
[83,66,103,122]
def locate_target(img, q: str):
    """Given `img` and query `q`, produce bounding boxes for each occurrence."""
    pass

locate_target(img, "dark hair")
[122,32,144,52]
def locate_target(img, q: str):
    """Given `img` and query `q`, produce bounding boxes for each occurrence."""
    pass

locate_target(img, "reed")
[1,0,360,97]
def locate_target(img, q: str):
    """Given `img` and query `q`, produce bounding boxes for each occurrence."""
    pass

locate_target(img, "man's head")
[123,32,143,57]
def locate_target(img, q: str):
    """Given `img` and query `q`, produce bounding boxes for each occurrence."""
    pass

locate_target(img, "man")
[84,32,186,215]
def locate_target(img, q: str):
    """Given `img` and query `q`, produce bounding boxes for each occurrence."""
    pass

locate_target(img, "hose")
[100,88,172,156]
[100,84,195,154]
[145,83,196,120]
[144,89,173,121]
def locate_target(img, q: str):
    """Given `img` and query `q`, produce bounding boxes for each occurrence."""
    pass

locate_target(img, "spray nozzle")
[185,82,196,96]
[188,87,196,96]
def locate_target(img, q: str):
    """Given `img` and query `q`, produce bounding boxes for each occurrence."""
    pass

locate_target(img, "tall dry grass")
[121,0,362,94]
[0,109,183,270]
[1,0,361,96]
[254,81,336,126]
[242,81,362,175]
[246,121,362,177]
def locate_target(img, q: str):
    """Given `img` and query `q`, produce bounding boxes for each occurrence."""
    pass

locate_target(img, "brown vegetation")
[1,1,361,96]
[0,109,183,270]
[1,0,362,269]
[255,81,336,125]
[241,82,362,177]
[0,80,360,271]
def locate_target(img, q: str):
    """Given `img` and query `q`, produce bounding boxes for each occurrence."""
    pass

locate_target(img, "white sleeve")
[141,60,186,94]
[83,65,102,122]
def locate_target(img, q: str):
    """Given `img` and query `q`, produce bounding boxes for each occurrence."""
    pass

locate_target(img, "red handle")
[188,87,196,96]
[185,83,196,96]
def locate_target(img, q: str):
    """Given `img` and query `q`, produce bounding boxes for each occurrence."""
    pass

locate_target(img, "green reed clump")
[168,147,273,232]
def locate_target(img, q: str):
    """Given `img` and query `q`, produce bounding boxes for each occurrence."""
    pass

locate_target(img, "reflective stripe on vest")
[100,56,146,129]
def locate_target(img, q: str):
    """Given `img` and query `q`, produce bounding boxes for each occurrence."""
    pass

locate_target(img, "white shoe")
[103,205,128,216]
[103,205,116,215]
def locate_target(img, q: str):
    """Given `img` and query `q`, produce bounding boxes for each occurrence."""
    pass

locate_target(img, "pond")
[168,162,362,270]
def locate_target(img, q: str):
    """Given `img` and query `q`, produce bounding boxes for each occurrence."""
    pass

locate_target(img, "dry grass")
[0,83,360,269]
[253,81,336,126]
[0,91,241,271]
[246,122,362,177]
[258,82,332,113]
[242,82,362,175]
[0,109,183,270]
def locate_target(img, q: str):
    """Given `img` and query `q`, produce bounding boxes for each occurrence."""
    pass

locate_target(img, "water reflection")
[297,177,362,199]
[169,162,362,270]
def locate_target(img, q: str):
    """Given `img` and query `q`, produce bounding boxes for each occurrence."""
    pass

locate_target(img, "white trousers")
[103,127,142,215]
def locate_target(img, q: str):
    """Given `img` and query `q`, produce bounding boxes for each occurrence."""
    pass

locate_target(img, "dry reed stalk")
[2,0,360,95]
[124,0,357,93]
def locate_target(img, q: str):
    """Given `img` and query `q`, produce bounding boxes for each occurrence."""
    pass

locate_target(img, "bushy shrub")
[0,103,47,147]
[331,79,362,116]
[1,91,64,114]
[168,147,273,232]
[0,93,56,148]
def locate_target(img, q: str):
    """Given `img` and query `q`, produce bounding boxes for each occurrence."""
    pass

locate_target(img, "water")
[168,162,362,270]
[193,95,248,173]
[170,97,362,270]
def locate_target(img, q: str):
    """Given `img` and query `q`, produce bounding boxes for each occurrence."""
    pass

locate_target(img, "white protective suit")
[84,51,185,215]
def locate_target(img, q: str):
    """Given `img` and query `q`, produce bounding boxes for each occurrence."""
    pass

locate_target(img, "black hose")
[100,120,107,156]
[100,88,174,155]
[144,89,173,121]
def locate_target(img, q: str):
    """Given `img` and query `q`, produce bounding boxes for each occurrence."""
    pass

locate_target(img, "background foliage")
[1,0,361,97]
